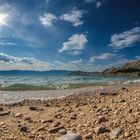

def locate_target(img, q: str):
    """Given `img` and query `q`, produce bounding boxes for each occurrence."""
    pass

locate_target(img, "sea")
[0,74,140,91]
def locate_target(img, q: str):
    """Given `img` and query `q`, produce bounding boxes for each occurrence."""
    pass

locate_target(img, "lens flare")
[0,13,8,27]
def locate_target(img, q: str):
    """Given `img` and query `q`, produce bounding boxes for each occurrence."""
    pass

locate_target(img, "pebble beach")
[0,83,140,140]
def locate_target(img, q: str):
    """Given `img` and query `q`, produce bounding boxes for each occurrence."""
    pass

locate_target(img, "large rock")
[57,133,82,140]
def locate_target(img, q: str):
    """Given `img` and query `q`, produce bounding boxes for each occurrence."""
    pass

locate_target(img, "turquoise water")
[0,75,140,90]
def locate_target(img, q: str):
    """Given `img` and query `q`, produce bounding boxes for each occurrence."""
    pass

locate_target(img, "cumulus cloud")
[96,1,101,8]
[109,27,140,50]
[68,59,83,65]
[59,33,88,55]
[0,53,18,63]
[39,13,57,27]
[85,0,102,8]
[54,59,83,71]
[0,53,52,70]
[90,53,115,62]
[60,9,84,27]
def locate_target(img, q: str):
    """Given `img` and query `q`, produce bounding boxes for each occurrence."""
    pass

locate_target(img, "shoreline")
[0,83,140,139]
[0,83,137,105]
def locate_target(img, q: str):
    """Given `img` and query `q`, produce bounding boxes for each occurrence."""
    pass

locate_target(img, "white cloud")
[85,0,96,3]
[0,53,52,71]
[109,27,140,50]
[59,33,88,55]
[54,59,83,71]
[39,13,57,27]
[85,0,102,8]
[0,42,17,46]
[96,1,101,8]
[90,53,115,62]
[60,9,84,27]
[68,59,83,65]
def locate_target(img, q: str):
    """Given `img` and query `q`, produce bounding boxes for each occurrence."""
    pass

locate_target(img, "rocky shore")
[0,84,140,139]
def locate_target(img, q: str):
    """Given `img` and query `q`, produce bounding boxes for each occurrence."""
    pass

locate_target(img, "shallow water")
[0,75,140,90]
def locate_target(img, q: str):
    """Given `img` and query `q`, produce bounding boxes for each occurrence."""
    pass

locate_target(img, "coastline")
[0,83,138,105]
[0,83,140,139]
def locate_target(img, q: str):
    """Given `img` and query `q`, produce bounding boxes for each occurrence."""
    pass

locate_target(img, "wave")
[124,79,140,84]
[0,82,108,91]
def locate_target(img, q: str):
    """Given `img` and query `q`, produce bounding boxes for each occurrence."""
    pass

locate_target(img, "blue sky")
[0,0,140,71]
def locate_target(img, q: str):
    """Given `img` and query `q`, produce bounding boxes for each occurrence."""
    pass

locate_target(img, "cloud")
[0,53,18,63]
[109,27,140,50]
[68,59,83,65]
[54,59,83,71]
[0,53,52,70]
[0,42,17,46]
[85,0,102,8]
[59,33,88,55]
[39,13,57,27]
[90,53,115,62]
[85,0,96,3]
[96,1,102,8]
[60,9,84,27]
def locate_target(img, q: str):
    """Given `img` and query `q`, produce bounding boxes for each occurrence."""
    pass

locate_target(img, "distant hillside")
[0,70,71,76]
[102,59,140,76]
[0,59,140,76]
[69,71,101,76]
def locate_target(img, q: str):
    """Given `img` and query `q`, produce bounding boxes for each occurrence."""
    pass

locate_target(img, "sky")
[0,0,140,71]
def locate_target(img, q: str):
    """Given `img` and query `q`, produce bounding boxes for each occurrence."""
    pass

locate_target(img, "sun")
[0,13,8,27]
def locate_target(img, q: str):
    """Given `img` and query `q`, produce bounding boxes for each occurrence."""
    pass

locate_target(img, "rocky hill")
[102,59,140,76]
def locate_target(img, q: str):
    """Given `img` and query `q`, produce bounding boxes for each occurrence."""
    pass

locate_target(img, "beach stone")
[58,129,67,135]
[109,128,123,139]
[100,92,108,96]
[55,113,63,118]
[29,106,38,111]
[52,121,61,127]
[48,125,64,133]
[36,126,46,132]
[24,116,32,121]
[15,113,23,118]
[124,131,130,137]
[41,119,53,123]
[95,125,108,134]
[20,125,28,132]
[57,132,82,140]
[0,107,4,111]
[83,133,92,139]
[97,115,106,123]
[0,111,10,116]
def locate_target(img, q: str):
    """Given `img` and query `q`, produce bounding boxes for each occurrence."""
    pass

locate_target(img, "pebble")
[57,132,82,140]
[0,107,4,111]
[36,126,46,132]
[15,113,23,118]
[83,133,92,139]
[97,115,106,123]
[109,127,123,139]
[48,125,65,133]
[24,116,32,121]
[0,111,10,116]
[95,125,108,134]
[20,125,28,132]
[124,131,130,137]
[41,119,53,123]
[58,129,67,135]
[29,106,38,111]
